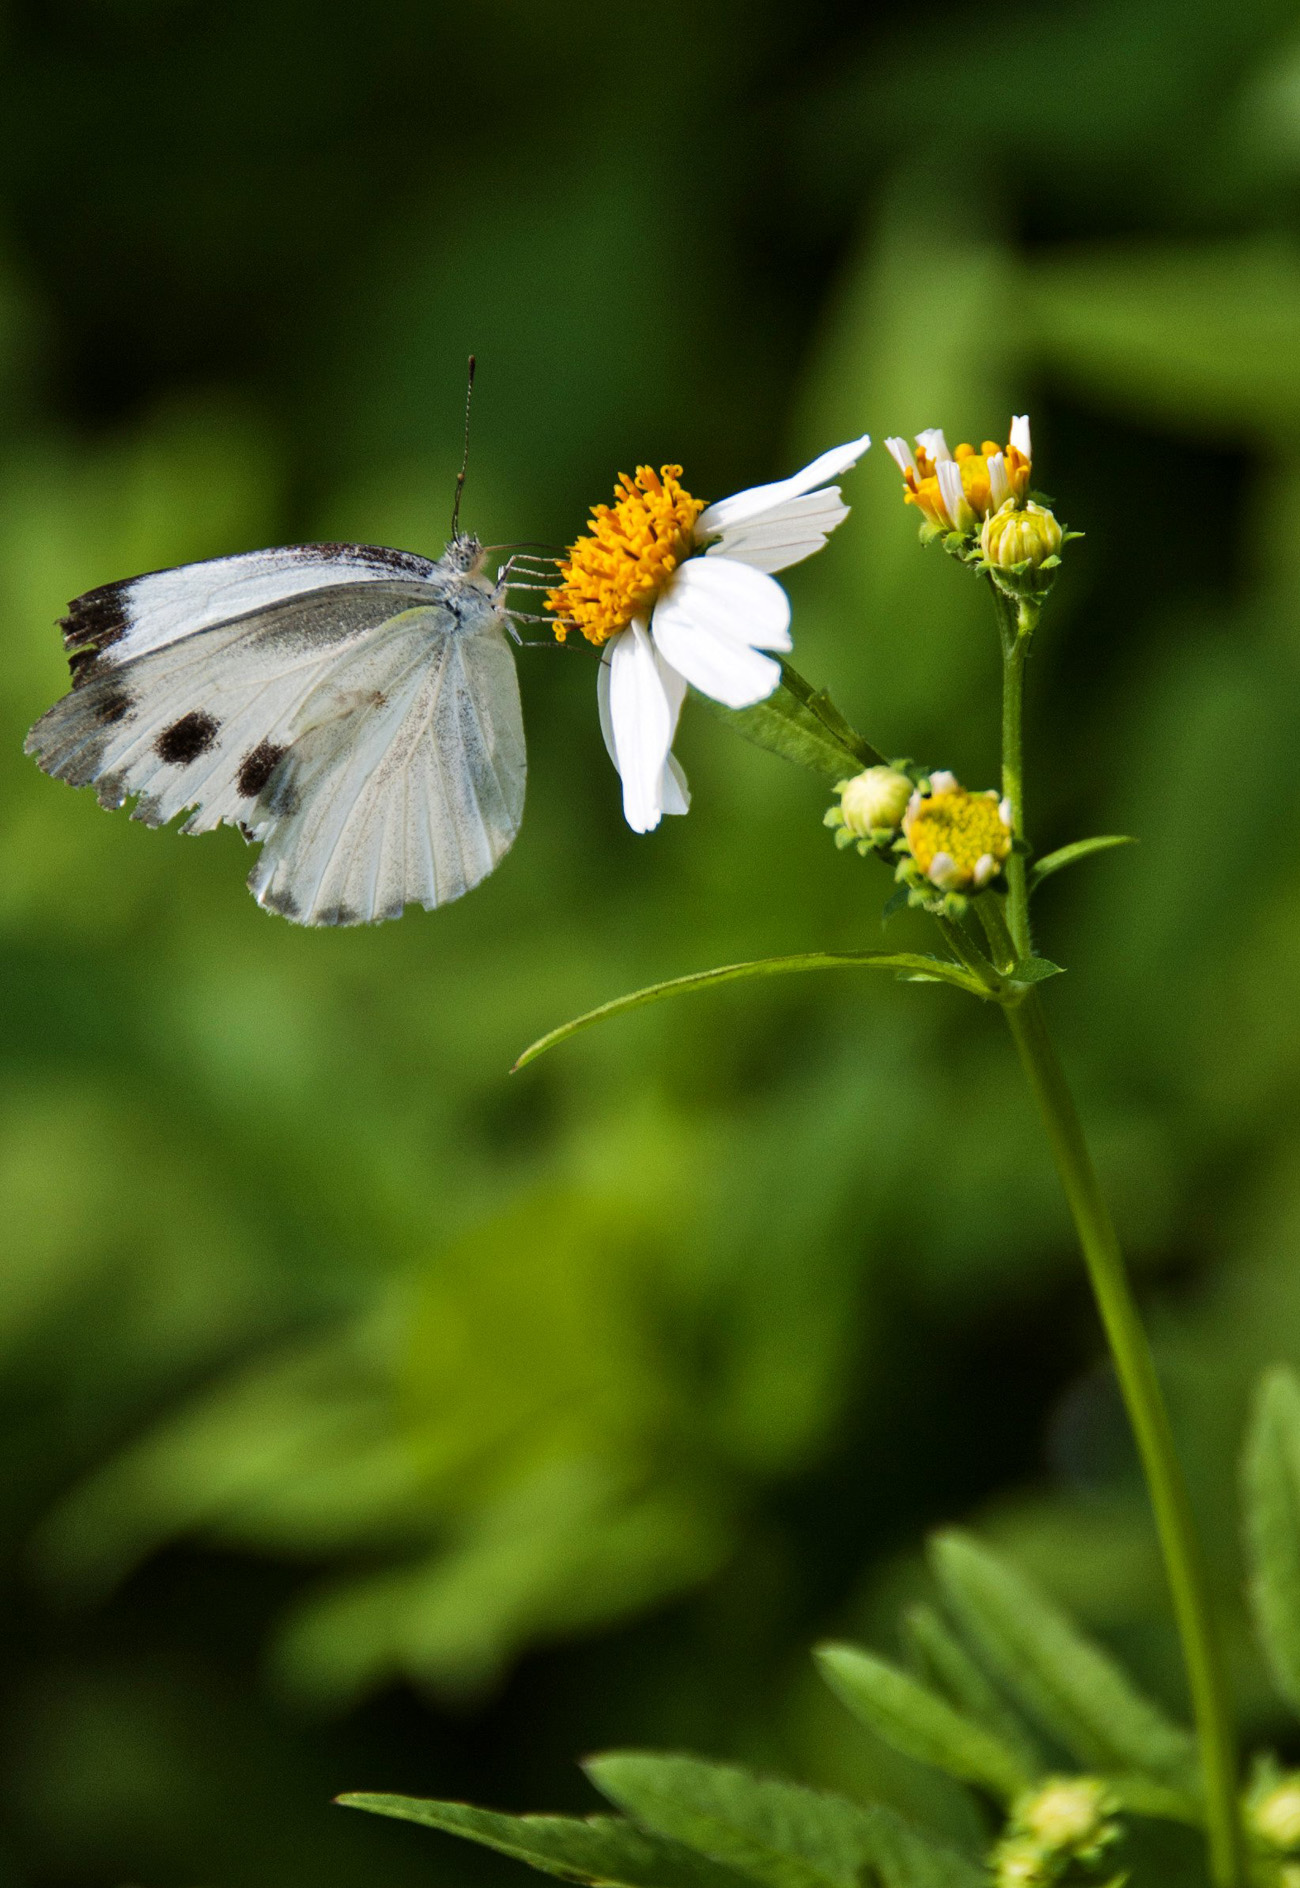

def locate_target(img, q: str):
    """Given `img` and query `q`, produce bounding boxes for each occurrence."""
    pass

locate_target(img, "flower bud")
[981,500,1063,572]
[836,766,913,840]
[1251,1775,1300,1853]
[1017,1778,1112,1853]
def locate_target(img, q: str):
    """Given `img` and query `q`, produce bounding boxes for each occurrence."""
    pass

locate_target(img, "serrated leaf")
[1243,1367,1300,1715]
[1029,836,1136,892]
[902,1605,1046,1780]
[815,1643,1031,1802]
[336,1795,753,1888]
[697,662,885,784]
[512,953,986,1071]
[583,1754,981,1888]
[930,1534,1198,1792]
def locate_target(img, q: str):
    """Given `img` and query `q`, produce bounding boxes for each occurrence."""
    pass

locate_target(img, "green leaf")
[901,1605,1046,1779]
[512,954,986,1071]
[697,661,885,784]
[1243,1367,1300,1715]
[583,1754,981,1888]
[1008,957,1065,986]
[336,1796,752,1888]
[815,1642,1032,1802]
[930,1534,1199,1794]
[1029,837,1137,892]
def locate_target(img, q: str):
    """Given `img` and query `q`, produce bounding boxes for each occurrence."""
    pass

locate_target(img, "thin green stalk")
[989,579,1244,1887]
[1005,995,1245,1888]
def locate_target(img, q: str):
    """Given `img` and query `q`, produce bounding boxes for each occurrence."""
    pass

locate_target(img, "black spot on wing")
[156,711,219,764]
[61,583,130,661]
[237,740,287,798]
[316,904,360,927]
[96,688,133,726]
[254,879,301,921]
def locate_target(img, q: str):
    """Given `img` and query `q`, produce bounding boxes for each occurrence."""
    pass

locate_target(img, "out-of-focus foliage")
[6,3,1300,1886]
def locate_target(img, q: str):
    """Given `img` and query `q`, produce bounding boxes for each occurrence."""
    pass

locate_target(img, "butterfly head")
[443,532,487,576]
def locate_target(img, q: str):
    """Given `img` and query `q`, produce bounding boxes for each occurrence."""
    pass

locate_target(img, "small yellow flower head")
[1252,1776,1300,1854]
[1016,1777,1113,1854]
[982,500,1064,573]
[902,773,1014,894]
[884,417,1032,538]
[828,766,913,848]
[546,465,706,645]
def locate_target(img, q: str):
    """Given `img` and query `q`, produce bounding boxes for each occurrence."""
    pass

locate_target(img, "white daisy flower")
[547,438,870,832]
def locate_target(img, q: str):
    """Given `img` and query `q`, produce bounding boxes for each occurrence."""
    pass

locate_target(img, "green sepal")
[583,1752,984,1888]
[814,1642,1033,1802]
[1029,836,1137,893]
[512,951,988,1070]
[881,886,911,922]
[697,661,883,784]
[335,1796,755,1888]
[929,1534,1200,1798]
[1242,1367,1300,1716]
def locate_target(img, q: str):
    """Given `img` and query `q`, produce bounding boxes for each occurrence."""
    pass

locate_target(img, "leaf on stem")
[1243,1367,1300,1716]
[696,661,886,784]
[902,1605,1046,1779]
[815,1642,1033,1802]
[929,1534,1199,1797]
[583,1753,983,1888]
[336,1795,752,1888]
[513,954,985,1071]
[1028,836,1136,893]
[1008,957,1064,987]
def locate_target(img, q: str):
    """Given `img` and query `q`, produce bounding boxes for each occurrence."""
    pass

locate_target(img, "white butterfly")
[25,532,529,926]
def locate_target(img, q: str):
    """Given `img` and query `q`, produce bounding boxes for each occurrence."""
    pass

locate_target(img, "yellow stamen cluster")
[902,435,1030,530]
[903,779,1012,892]
[546,465,706,646]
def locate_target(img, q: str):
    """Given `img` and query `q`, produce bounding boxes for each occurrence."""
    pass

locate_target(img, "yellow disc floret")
[903,776,1013,892]
[546,465,706,646]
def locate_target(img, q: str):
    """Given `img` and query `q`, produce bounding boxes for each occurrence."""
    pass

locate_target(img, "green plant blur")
[4,2,1300,1884]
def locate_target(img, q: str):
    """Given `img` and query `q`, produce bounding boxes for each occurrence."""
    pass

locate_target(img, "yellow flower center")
[546,464,706,646]
[904,783,1012,890]
[901,434,1031,527]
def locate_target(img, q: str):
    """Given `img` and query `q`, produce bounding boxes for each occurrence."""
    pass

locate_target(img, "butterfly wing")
[26,541,527,924]
[247,608,525,925]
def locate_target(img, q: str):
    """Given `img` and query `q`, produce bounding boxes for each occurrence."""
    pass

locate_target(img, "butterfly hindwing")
[248,609,526,925]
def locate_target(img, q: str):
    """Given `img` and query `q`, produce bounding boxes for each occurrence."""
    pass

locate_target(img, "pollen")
[546,465,706,645]
[903,779,1013,892]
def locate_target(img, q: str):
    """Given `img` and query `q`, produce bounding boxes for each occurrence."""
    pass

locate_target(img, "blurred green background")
[6,1,1300,1882]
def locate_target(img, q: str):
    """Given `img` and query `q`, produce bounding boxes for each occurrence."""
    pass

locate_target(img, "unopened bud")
[981,500,1063,572]
[1018,1778,1111,1853]
[1252,1777,1300,1853]
[836,766,913,840]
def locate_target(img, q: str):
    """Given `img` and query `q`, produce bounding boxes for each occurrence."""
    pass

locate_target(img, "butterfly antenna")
[450,355,476,539]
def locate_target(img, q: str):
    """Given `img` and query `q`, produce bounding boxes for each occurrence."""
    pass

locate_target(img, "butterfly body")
[25,534,527,926]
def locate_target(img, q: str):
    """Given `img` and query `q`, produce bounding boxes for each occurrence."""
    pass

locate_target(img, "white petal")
[596,647,617,767]
[661,749,691,817]
[694,434,870,538]
[607,619,676,833]
[929,770,958,793]
[705,487,849,573]
[650,558,789,709]
[935,461,969,529]
[1010,414,1031,459]
[915,428,952,463]
[987,451,1011,510]
[884,436,918,476]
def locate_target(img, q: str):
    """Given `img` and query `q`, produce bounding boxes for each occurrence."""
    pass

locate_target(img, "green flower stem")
[991,582,1032,960]
[989,578,1244,1888]
[1004,994,1244,1888]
